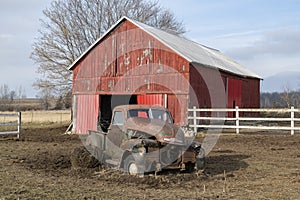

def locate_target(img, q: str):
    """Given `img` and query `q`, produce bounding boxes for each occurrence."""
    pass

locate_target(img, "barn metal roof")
[69,16,261,79]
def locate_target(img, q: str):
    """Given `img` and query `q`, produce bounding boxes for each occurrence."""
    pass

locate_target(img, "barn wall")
[72,19,190,96]
[137,94,164,106]
[168,94,189,125]
[189,64,227,109]
[242,78,260,108]
[74,95,99,134]
[227,78,242,108]
[189,63,260,111]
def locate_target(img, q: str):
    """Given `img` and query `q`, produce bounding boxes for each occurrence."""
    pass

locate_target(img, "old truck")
[84,105,205,175]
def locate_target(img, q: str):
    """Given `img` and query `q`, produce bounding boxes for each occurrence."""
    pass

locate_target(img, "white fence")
[0,112,21,138]
[188,106,300,135]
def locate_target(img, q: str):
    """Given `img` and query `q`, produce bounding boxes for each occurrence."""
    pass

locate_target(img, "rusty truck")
[84,104,205,176]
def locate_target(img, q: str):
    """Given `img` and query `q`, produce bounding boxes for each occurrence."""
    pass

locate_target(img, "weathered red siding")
[242,78,260,107]
[167,94,188,125]
[228,78,242,108]
[189,64,228,109]
[72,20,190,96]
[189,63,260,113]
[75,95,99,134]
[137,94,163,106]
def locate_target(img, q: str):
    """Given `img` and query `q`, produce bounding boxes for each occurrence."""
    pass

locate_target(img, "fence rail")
[0,112,21,138]
[188,106,299,135]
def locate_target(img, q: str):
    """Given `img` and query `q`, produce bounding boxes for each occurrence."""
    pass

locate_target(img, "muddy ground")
[0,124,300,199]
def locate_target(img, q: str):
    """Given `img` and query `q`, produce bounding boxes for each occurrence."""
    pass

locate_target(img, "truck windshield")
[127,108,173,124]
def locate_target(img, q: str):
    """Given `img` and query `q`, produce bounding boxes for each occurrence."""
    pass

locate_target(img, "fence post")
[291,106,295,135]
[193,106,197,134]
[235,106,239,134]
[17,112,21,139]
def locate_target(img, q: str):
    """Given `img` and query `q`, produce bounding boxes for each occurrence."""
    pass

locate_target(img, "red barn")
[69,16,261,134]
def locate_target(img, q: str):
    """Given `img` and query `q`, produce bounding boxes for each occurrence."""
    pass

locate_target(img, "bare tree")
[31,0,185,96]
[9,90,16,102]
[17,85,26,99]
[35,81,55,110]
[281,83,295,107]
[0,84,10,99]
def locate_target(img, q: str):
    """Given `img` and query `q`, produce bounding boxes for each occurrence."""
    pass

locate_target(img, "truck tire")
[124,155,143,176]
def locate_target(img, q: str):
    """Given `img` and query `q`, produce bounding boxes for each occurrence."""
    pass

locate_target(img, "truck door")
[107,110,126,149]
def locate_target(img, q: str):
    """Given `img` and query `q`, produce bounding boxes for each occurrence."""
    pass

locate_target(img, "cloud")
[0,34,13,39]
[0,0,51,13]
[193,27,300,78]
[226,28,300,60]
[0,1,53,98]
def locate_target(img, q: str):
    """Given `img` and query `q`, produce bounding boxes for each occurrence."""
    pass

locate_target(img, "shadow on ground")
[205,154,250,176]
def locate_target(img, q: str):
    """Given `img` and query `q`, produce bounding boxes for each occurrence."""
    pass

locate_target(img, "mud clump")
[70,146,100,169]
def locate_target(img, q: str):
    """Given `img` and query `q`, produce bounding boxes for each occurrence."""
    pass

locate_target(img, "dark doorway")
[99,95,137,132]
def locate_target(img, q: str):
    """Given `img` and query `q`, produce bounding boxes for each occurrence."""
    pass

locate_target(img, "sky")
[1,0,300,97]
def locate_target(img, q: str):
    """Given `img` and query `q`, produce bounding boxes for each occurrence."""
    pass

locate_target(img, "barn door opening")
[99,95,137,132]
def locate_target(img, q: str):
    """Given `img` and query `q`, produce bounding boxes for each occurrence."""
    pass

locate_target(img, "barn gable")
[70,17,190,96]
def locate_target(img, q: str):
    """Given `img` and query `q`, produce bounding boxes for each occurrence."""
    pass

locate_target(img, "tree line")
[0,84,71,111]
[261,91,300,108]
[0,84,27,111]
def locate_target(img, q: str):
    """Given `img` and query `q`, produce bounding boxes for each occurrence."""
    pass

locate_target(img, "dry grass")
[0,110,71,123]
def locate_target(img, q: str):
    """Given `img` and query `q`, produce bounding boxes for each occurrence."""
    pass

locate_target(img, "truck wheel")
[124,155,142,176]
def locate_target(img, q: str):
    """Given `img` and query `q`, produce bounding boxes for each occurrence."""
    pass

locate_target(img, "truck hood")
[126,117,184,143]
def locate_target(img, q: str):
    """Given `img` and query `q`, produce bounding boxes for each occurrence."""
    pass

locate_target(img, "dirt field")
[1,124,300,199]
